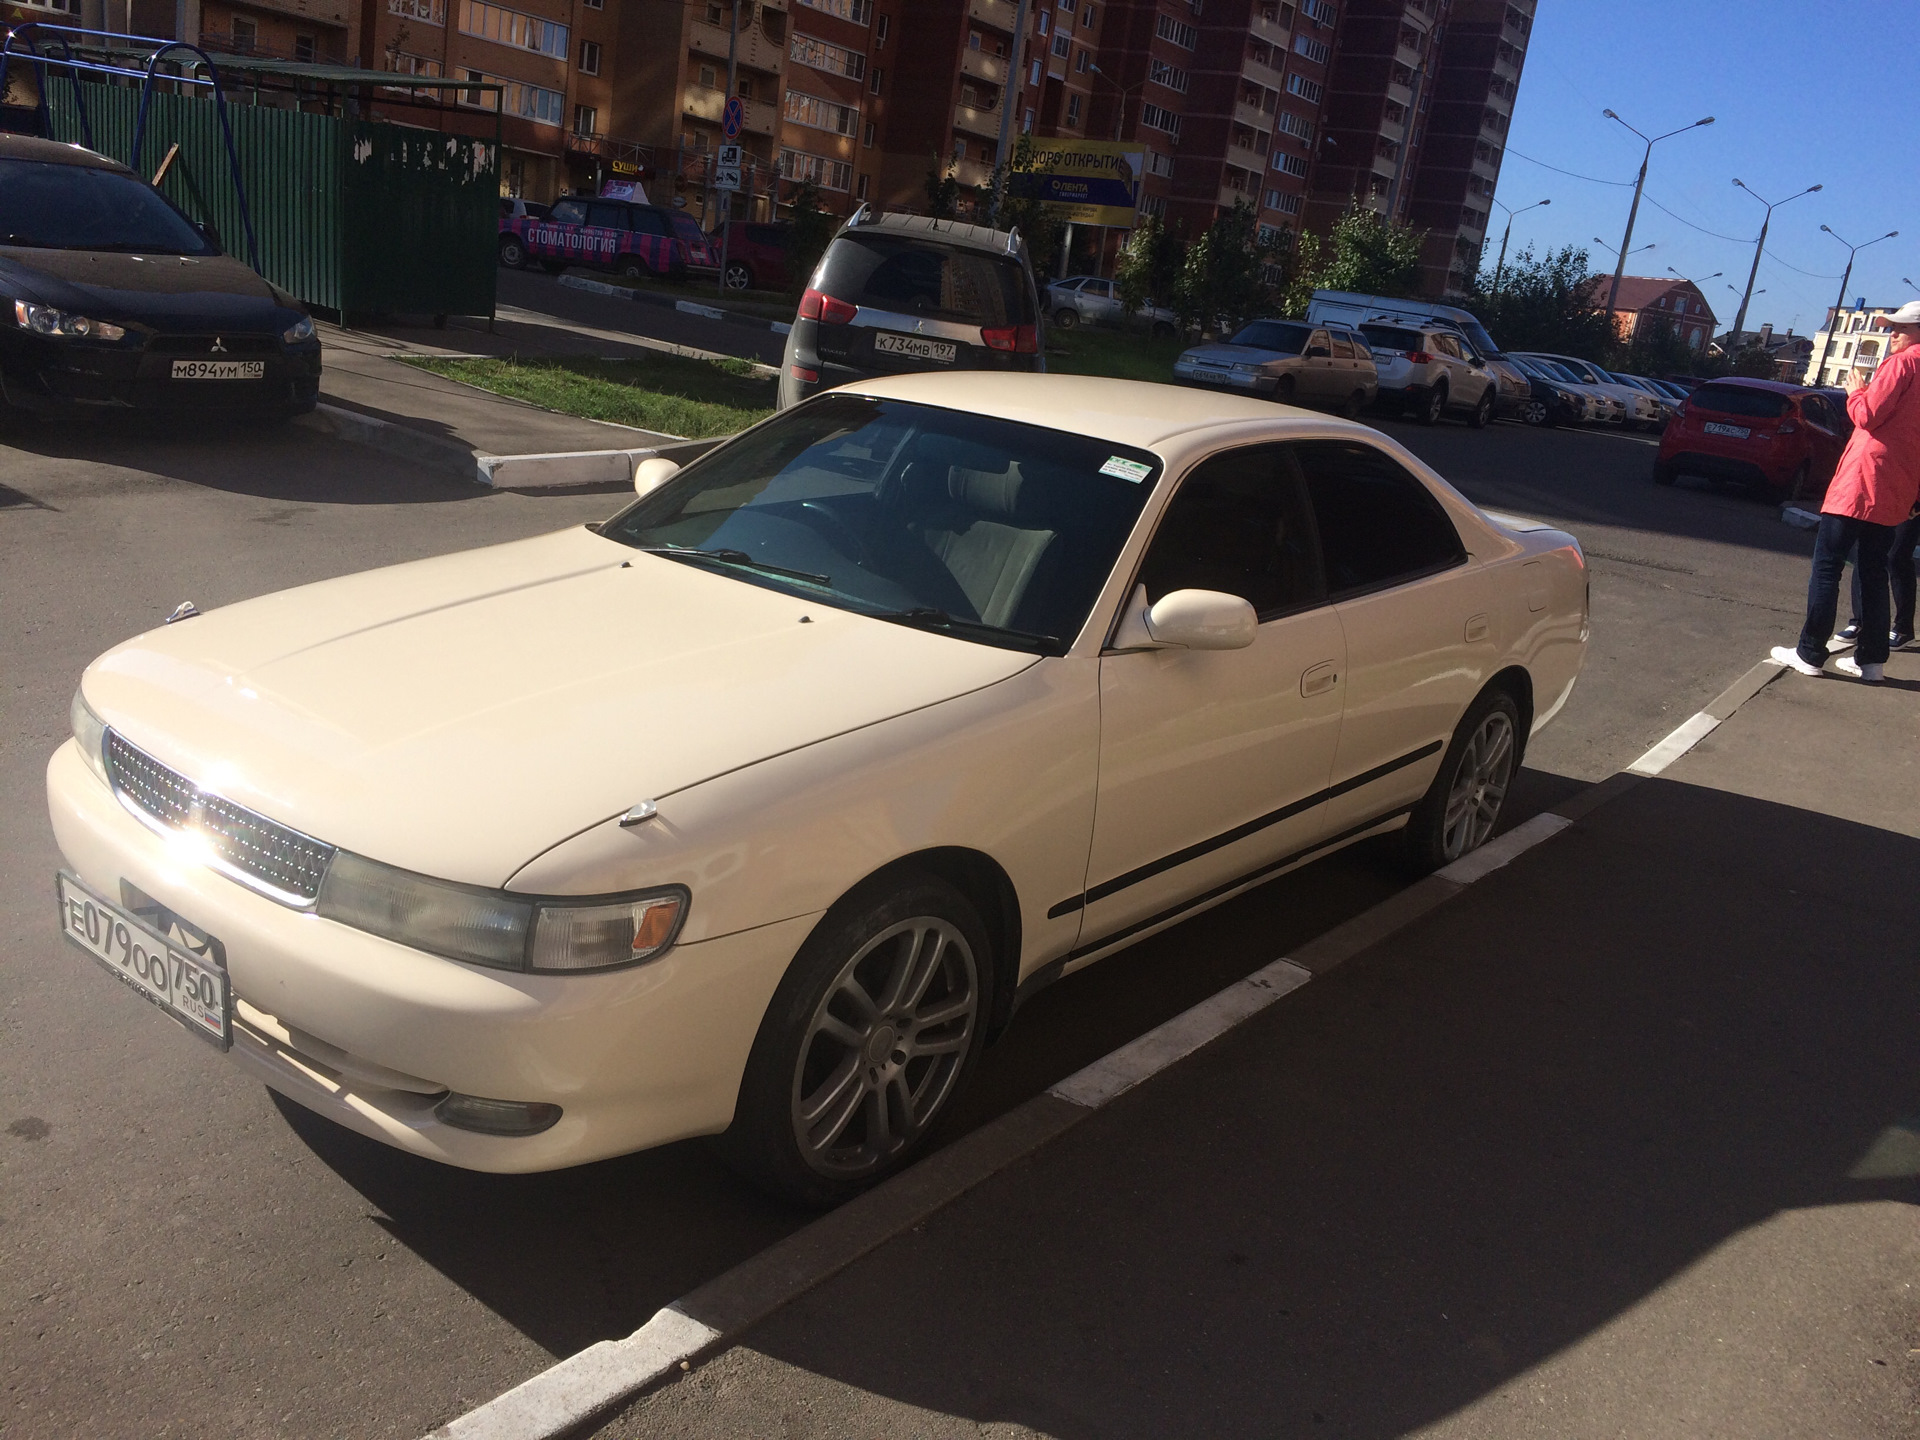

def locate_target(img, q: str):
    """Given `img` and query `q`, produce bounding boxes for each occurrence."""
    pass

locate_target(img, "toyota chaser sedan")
[48,374,1586,1205]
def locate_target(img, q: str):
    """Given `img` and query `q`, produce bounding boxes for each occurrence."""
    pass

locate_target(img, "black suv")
[778,209,1045,410]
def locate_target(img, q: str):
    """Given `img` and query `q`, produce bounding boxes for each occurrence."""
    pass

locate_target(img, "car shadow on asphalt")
[662,775,1920,1439]
[268,766,1587,1361]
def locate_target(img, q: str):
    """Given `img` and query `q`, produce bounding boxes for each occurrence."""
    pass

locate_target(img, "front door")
[1079,444,1346,950]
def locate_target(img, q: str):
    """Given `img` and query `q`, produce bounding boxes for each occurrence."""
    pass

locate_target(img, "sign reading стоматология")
[1005,140,1144,227]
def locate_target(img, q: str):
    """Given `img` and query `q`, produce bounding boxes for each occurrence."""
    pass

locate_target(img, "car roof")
[843,209,1021,257]
[836,372,1374,449]
[0,134,130,172]
[1693,376,1811,395]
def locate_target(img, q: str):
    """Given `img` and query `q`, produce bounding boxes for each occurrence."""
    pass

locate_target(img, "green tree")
[1727,340,1779,379]
[1462,244,1616,359]
[1113,211,1184,320]
[1173,201,1284,335]
[1618,313,1697,379]
[980,134,1066,275]
[781,178,836,297]
[1303,204,1426,299]
[924,159,962,219]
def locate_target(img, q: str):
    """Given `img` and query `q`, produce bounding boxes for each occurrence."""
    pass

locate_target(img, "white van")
[1306,290,1531,419]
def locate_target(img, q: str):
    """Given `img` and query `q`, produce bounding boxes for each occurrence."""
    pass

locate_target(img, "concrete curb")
[297,402,478,480]
[417,654,1797,1440]
[559,272,794,337]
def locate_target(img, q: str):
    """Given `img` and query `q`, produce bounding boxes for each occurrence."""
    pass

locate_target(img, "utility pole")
[990,0,1035,226]
[1600,111,1713,318]
[1728,177,1822,353]
[713,0,739,295]
[1489,196,1548,293]
[1811,224,1897,382]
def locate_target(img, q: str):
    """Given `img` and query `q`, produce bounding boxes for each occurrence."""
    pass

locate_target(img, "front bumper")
[1174,366,1275,396]
[0,330,321,414]
[46,740,813,1172]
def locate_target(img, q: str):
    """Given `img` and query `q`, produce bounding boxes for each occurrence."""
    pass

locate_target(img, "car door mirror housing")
[1306,345,1331,359]
[634,456,681,496]
[1468,356,1485,368]
[1145,588,1258,650]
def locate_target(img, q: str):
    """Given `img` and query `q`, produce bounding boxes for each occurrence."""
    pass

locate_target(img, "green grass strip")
[404,353,776,440]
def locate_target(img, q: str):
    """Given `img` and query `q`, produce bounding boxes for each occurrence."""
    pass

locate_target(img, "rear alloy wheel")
[620,259,646,280]
[1521,398,1550,427]
[1053,307,1079,329]
[719,875,992,1206]
[1470,388,1495,429]
[1275,374,1297,406]
[1419,383,1448,426]
[1341,389,1366,419]
[498,236,527,269]
[724,261,754,290]
[1402,689,1520,873]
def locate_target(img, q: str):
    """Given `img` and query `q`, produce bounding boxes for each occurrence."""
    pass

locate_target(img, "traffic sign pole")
[717,0,739,295]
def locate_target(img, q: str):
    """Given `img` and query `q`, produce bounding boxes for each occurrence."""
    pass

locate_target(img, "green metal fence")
[48,78,495,320]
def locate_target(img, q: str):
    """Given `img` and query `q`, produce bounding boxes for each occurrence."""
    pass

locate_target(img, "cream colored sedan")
[47,374,1586,1204]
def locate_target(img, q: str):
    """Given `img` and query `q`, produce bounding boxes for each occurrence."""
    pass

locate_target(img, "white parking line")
[1626,711,1723,776]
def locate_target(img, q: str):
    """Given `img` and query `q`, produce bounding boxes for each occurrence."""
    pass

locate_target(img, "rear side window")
[630,207,672,237]
[551,199,587,225]
[748,224,788,247]
[1137,445,1323,619]
[1689,384,1790,420]
[817,234,1031,326]
[1329,333,1356,360]
[1230,320,1310,353]
[1293,441,1466,599]
[1359,325,1424,353]
[587,203,628,229]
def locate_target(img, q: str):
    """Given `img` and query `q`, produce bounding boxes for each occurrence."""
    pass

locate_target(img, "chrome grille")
[105,731,335,905]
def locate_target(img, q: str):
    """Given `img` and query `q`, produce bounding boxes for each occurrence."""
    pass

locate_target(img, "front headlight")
[70,687,109,784]
[282,315,315,343]
[316,849,688,973]
[1232,362,1264,375]
[16,299,126,341]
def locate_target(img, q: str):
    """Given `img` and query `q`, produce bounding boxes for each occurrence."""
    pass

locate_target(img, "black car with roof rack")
[777,207,1045,410]
[0,133,321,420]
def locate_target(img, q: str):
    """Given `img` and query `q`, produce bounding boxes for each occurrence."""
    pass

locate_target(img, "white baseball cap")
[1884,300,1920,327]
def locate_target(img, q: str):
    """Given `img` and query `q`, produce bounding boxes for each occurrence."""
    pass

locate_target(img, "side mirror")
[1113,585,1256,651]
[1305,344,1331,359]
[633,455,680,496]
[1468,356,1485,368]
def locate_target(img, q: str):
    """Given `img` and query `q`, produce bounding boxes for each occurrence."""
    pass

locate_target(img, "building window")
[1038,10,1049,33]
[863,120,875,146]
[1275,191,1302,215]
[869,65,883,94]
[1051,31,1070,58]
[698,64,717,87]
[1148,58,1189,92]
[293,32,316,60]
[1155,13,1198,48]
[1148,149,1174,177]
[1022,107,1035,131]
[462,67,484,105]
[1066,92,1082,125]
[857,173,870,199]
[581,0,601,10]
[1075,47,1089,72]
[578,38,600,74]
[1300,0,1336,22]
[231,15,257,49]
[705,1,722,20]
[459,0,568,59]
[796,0,871,20]
[1273,151,1308,177]
[791,32,866,80]
[1275,109,1312,143]
[785,88,859,136]
[1139,101,1182,139]
[573,104,597,135]
[782,147,853,190]
[876,13,888,44]
[386,0,445,26]
[383,50,444,91]
[1083,4,1097,26]
[1293,33,1330,64]
[1286,73,1322,104]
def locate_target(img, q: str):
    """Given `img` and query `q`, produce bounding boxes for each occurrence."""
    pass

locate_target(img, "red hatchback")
[1654,377,1850,502]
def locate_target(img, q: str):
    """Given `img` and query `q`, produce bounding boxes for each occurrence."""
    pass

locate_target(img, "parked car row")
[497,196,719,284]
[1045,275,1178,337]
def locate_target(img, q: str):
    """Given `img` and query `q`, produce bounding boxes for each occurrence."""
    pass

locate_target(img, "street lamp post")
[989,0,1035,223]
[1906,277,1920,295]
[1812,225,1898,381]
[1087,61,1149,143]
[1727,178,1822,352]
[1600,110,1714,317]
[1666,266,1720,350]
[1489,196,1549,293]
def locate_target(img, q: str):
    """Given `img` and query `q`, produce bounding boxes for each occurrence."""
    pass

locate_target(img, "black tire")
[1520,397,1551,427]
[1419,383,1448,425]
[1653,460,1677,486]
[723,260,754,290]
[1469,388,1495,429]
[1341,389,1366,420]
[717,874,995,1207]
[619,259,646,280]
[1052,307,1079,329]
[498,235,527,269]
[1151,320,1175,339]
[1401,687,1521,874]
[1275,374,1297,406]
[1786,460,1814,503]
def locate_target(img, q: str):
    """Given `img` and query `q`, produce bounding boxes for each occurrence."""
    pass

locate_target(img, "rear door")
[1303,328,1340,401]
[814,233,1039,376]
[584,202,632,269]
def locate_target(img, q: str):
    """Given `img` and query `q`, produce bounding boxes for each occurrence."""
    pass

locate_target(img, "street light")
[1087,61,1150,143]
[1905,277,1920,295]
[1727,178,1822,351]
[1600,110,1714,317]
[1812,225,1899,379]
[1595,236,1654,264]
[1489,196,1549,293]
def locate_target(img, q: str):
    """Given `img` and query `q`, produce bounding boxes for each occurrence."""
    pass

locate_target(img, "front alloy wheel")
[1402,689,1520,873]
[1521,398,1550,427]
[724,261,753,290]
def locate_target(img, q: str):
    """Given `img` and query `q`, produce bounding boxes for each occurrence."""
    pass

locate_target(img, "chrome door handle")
[1300,661,1339,698]
[1464,614,1490,643]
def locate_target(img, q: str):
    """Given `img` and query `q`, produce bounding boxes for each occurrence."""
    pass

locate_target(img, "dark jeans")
[1802,514,1894,667]
[1848,511,1920,636]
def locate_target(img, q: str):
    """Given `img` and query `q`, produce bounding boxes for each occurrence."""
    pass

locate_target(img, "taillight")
[798,288,856,324]
[982,323,1039,353]
[789,364,818,383]
[1407,351,1433,364]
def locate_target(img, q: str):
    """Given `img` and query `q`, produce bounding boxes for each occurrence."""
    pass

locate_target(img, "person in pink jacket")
[1773,299,1920,683]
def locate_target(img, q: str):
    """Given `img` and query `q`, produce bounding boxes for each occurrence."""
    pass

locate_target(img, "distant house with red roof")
[1579,275,1718,352]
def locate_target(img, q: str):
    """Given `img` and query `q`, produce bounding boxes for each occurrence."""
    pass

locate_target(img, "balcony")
[1242,54,1285,90]
[1233,99,1271,132]
[954,156,993,189]
[683,86,776,136]
[1386,79,1412,108]
[960,47,1007,86]
[689,17,784,74]
[968,0,1017,34]
[1218,180,1257,209]
[953,101,1001,138]
[1395,39,1423,68]
[1225,142,1266,174]
[1249,9,1289,45]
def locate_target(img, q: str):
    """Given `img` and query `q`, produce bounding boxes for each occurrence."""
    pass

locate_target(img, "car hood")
[0,248,292,332]
[1178,343,1292,366]
[83,527,1036,886]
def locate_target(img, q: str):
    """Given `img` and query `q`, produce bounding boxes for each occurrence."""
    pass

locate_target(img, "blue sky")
[1497,0,1919,337]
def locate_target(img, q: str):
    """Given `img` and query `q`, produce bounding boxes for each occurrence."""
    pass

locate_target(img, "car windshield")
[1359,324,1425,353]
[1228,321,1311,354]
[816,234,1031,327]
[1689,384,1791,420]
[0,159,214,253]
[599,395,1160,653]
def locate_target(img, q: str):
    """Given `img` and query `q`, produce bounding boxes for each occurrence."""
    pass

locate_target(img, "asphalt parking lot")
[0,396,1832,1438]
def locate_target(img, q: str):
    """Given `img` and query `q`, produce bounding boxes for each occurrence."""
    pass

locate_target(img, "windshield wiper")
[874,607,1061,654]
[633,545,830,587]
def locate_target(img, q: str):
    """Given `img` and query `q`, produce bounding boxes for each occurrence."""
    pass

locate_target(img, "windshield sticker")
[1100,456,1153,483]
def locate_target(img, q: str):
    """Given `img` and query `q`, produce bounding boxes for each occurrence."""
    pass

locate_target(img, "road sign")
[713,143,742,192]
[721,96,744,140]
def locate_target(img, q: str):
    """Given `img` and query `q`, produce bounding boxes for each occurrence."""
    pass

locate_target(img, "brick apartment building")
[1580,274,1717,354]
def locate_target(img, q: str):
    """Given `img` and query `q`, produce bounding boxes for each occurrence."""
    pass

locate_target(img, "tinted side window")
[1329,333,1356,360]
[818,234,1032,326]
[550,199,588,225]
[1689,384,1789,420]
[1136,445,1323,620]
[1294,441,1466,598]
[1431,334,1462,359]
[586,202,628,229]
[630,207,673,236]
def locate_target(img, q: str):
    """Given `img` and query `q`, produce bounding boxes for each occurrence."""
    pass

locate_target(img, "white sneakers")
[1771,645,1826,676]
[1834,656,1886,683]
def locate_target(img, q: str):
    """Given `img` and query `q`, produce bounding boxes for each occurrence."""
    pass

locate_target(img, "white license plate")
[874,332,957,364]
[171,360,264,381]
[1702,421,1750,439]
[57,873,230,1049]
